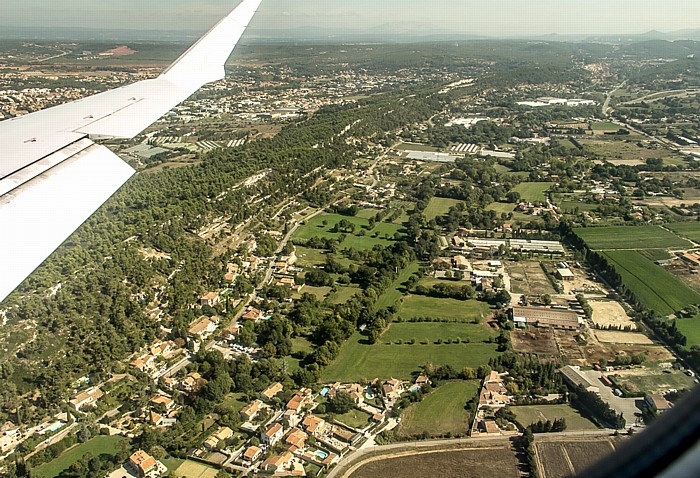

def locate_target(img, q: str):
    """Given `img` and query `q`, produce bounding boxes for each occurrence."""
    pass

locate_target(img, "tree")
[331,391,355,414]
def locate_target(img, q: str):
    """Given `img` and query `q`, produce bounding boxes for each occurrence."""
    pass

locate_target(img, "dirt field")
[553,329,586,363]
[507,262,556,295]
[535,438,619,478]
[589,300,637,330]
[349,446,520,478]
[594,330,653,345]
[664,262,700,293]
[511,328,559,355]
[583,342,675,364]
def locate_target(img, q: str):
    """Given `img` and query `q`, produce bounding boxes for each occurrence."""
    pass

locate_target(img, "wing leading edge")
[0,0,262,303]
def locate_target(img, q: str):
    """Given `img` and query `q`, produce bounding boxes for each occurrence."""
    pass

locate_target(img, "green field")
[383,321,495,344]
[173,460,219,478]
[398,296,491,323]
[320,333,499,383]
[424,197,463,221]
[512,405,599,431]
[676,316,700,347]
[374,262,421,311]
[667,222,700,243]
[574,225,692,250]
[298,285,331,300]
[35,436,125,478]
[293,212,402,250]
[591,121,625,131]
[327,409,371,429]
[398,381,479,437]
[511,182,551,203]
[486,202,535,222]
[327,286,361,304]
[603,251,700,315]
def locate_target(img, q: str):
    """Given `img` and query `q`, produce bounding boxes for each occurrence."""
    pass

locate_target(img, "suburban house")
[284,427,308,452]
[261,422,284,446]
[181,372,205,393]
[69,388,104,411]
[200,292,220,307]
[150,394,175,413]
[242,445,262,462]
[261,452,303,475]
[131,354,157,372]
[286,388,313,413]
[261,382,284,401]
[128,450,165,478]
[188,316,219,339]
[301,415,326,437]
[204,426,233,450]
[380,378,404,399]
[240,399,264,422]
[242,308,264,322]
[478,371,512,409]
[328,383,364,404]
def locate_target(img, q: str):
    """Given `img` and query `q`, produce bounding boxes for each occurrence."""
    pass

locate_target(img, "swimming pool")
[320,387,330,396]
[314,450,329,459]
[409,385,420,392]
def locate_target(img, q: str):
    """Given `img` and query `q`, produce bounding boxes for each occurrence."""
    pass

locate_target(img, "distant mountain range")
[1,24,700,44]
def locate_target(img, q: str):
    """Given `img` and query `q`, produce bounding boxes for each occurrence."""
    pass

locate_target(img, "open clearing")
[398,381,479,437]
[374,262,420,311]
[594,330,652,344]
[511,328,559,355]
[330,409,372,429]
[589,300,636,330]
[424,197,463,221]
[173,460,219,478]
[573,225,691,250]
[293,211,402,250]
[602,251,700,315]
[512,404,598,431]
[35,436,125,478]
[349,445,520,478]
[320,333,499,383]
[613,368,696,394]
[511,182,551,203]
[397,296,491,323]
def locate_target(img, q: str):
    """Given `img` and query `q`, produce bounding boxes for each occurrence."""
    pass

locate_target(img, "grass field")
[675,316,700,347]
[602,251,700,315]
[220,392,247,413]
[328,409,372,429]
[591,121,624,131]
[35,436,125,478]
[574,225,692,250]
[327,286,361,304]
[293,212,402,250]
[398,381,479,437]
[486,202,535,222]
[512,404,599,431]
[397,296,491,323]
[374,262,421,311]
[383,321,495,344]
[511,182,551,203]
[667,222,700,243]
[173,460,219,478]
[320,333,499,383]
[424,197,463,221]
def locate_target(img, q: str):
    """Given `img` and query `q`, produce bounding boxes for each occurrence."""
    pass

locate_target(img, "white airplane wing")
[0,0,262,303]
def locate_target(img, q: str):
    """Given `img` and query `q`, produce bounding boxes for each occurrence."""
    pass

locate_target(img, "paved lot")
[582,370,644,427]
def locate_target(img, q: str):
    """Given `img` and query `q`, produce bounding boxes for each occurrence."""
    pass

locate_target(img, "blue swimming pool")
[314,450,329,459]
[409,385,420,392]
[320,387,330,396]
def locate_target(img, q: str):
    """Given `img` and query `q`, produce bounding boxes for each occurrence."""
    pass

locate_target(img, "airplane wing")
[0,0,263,303]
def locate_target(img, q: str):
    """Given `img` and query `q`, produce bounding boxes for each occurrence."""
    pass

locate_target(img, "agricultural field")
[172,460,219,478]
[34,436,125,478]
[382,321,495,344]
[397,296,492,323]
[398,381,479,437]
[350,446,520,478]
[320,333,499,383]
[675,316,700,347]
[507,261,556,295]
[535,439,618,478]
[602,251,700,315]
[512,404,598,431]
[424,197,463,221]
[510,182,551,203]
[574,225,692,250]
[667,222,700,243]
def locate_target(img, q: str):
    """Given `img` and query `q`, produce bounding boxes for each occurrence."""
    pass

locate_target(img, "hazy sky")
[2,0,699,36]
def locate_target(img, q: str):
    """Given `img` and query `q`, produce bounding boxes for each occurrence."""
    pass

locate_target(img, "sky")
[1,0,700,37]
